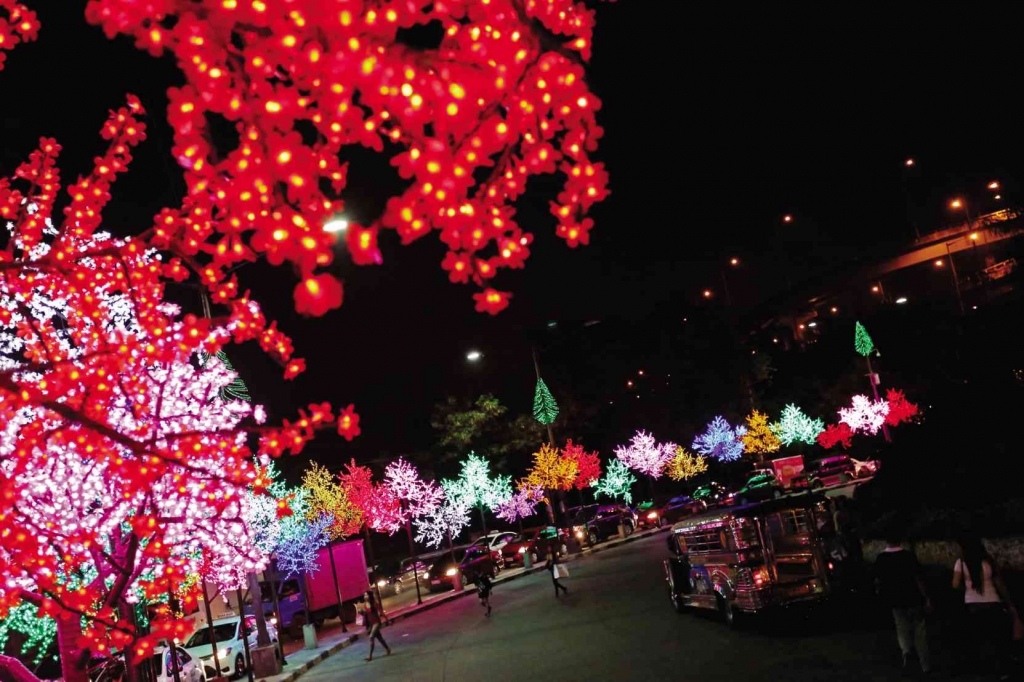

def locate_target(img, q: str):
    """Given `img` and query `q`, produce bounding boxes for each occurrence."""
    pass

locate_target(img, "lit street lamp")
[323,217,350,234]
[466,350,482,362]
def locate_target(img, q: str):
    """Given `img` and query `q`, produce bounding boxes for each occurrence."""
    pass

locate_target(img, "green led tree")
[854,321,875,357]
[533,377,559,426]
[594,459,637,505]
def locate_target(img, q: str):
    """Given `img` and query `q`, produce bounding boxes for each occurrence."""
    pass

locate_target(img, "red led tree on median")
[2,1,612,678]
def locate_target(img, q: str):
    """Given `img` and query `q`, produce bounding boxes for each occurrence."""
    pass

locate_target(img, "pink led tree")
[838,395,890,435]
[613,431,674,479]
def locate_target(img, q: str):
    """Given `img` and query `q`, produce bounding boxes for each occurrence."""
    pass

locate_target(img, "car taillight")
[752,568,769,588]
[828,561,834,571]
[646,512,658,519]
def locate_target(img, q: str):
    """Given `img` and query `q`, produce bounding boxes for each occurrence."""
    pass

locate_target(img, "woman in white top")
[951,535,1020,677]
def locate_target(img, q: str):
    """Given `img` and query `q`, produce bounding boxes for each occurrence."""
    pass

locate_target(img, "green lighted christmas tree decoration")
[532,377,559,425]
[854,321,876,357]
[199,350,252,402]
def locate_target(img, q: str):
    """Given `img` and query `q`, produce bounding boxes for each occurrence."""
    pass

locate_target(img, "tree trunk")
[118,600,144,682]
[247,572,271,647]
[56,611,90,682]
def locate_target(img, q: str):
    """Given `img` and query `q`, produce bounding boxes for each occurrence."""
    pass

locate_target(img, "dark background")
[3,4,1021,488]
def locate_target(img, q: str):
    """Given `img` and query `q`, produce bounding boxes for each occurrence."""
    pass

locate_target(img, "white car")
[850,458,880,479]
[182,615,278,680]
[151,646,206,682]
[471,531,517,567]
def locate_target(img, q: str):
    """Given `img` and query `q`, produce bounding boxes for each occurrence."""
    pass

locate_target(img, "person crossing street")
[545,546,569,598]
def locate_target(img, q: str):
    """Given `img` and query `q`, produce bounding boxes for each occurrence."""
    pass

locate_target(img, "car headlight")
[422,572,429,579]
[269,617,277,626]
[445,568,458,577]
[646,512,658,519]
[575,531,584,539]
[217,647,232,659]
[376,579,387,587]
[518,547,527,553]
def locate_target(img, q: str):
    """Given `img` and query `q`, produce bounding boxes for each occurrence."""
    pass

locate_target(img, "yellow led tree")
[741,410,782,463]
[302,463,363,540]
[519,444,578,522]
[664,447,708,482]
[520,444,578,492]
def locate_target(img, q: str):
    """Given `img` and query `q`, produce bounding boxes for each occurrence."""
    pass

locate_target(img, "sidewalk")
[258,525,670,682]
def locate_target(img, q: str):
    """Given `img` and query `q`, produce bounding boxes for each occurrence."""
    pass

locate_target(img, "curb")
[261,633,359,682]
[271,527,670,681]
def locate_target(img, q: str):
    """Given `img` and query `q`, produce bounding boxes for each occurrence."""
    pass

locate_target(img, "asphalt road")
[295,533,990,682]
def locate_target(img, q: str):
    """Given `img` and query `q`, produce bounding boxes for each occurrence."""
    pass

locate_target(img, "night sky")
[3,4,1020,480]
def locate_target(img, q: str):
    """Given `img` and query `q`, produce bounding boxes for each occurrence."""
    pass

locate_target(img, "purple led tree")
[692,417,747,463]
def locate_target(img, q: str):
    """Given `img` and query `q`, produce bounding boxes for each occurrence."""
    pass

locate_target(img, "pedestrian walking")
[473,572,493,616]
[545,546,568,598]
[359,590,391,662]
[874,529,932,676]
[951,534,1022,678]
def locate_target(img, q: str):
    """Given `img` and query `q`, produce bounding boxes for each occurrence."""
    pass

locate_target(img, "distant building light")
[772,338,779,344]
[895,297,908,304]
[830,306,838,313]
[871,285,881,293]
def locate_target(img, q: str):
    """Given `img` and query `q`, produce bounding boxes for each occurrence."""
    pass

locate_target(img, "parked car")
[369,557,428,598]
[151,647,206,682]
[691,482,732,506]
[664,495,834,627]
[569,504,635,545]
[501,526,569,565]
[734,471,784,503]
[424,545,498,592]
[638,495,704,528]
[850,457,880,479]
[471,530,518,567]
[791,455,856,490]
[183,615,278,680]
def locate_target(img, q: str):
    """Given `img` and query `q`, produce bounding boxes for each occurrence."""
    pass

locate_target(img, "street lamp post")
[944,242,966,315]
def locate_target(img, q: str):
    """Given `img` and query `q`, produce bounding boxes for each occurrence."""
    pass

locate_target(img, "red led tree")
[2,2,613,678]
[85,0,611,315]
[563,439,601,490]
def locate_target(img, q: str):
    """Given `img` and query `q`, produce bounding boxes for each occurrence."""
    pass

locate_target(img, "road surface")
[296,533,972,681]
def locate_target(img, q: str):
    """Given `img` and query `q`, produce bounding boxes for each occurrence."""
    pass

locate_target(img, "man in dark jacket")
[874,530,932,675]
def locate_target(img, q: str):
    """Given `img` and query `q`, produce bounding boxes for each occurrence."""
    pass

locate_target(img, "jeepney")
[663,494,834,626]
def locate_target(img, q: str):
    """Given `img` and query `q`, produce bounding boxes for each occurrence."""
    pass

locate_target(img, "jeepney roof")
[670,492,825,534]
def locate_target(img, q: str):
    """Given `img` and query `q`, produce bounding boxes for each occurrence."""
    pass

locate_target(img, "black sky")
[3,4,1021,477]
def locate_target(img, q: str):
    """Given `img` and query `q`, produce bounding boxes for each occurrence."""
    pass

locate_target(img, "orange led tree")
[85,0,611,315]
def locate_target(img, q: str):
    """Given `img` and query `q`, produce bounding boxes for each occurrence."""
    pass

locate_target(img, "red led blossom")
[283,358,307,380]
[0,1,39,72]
[294,274,344,317]
[474,288,512,315]
[337,404,362,442]
[85,0,613,314]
